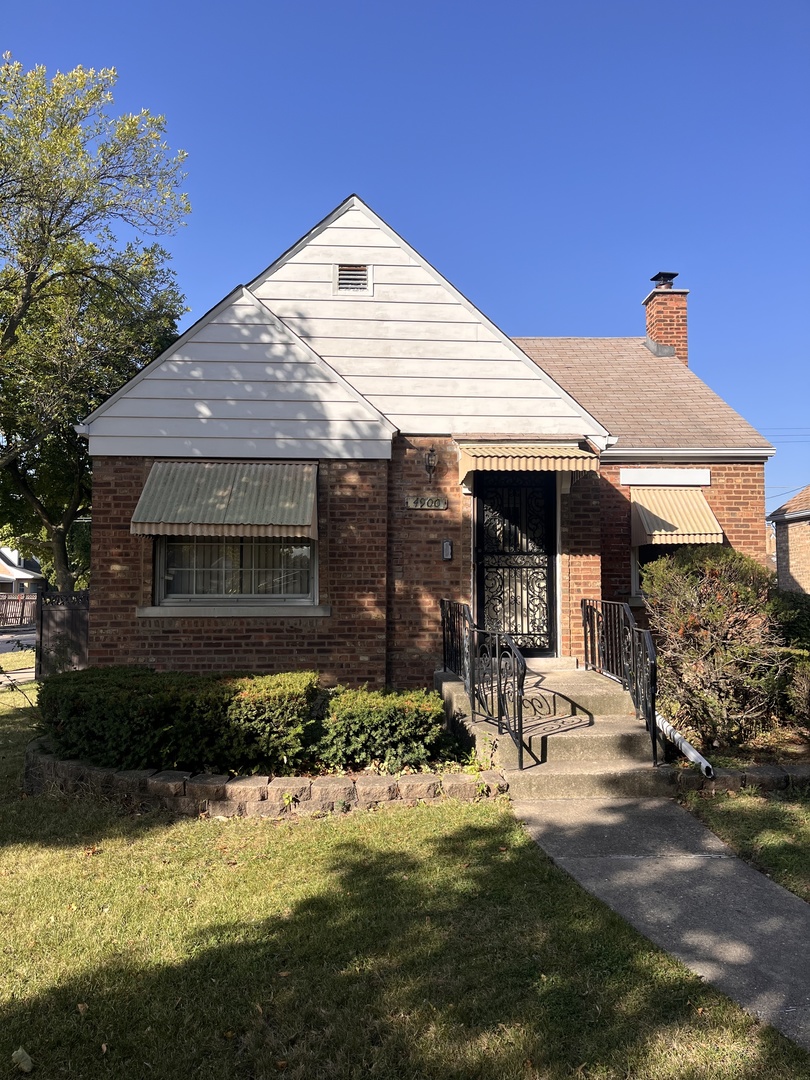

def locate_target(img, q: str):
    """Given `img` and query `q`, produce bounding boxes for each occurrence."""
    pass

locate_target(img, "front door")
[475,472,556,655]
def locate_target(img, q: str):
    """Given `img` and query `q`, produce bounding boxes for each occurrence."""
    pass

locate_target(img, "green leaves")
[642,546,793,749]
[0,55,189,588]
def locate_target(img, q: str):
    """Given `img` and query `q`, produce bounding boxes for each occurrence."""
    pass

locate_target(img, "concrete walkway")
[514,797,810,1052]
[0,629,36,685]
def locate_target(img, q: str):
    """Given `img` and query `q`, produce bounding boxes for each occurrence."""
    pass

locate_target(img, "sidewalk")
[0,629,36,685]
[515,797,810,1052]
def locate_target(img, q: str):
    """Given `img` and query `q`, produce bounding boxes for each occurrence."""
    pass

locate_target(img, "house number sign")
[405,495,448,510]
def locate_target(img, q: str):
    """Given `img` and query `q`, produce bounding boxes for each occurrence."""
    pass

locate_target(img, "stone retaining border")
[23,739,508,818]
[677,762,810,793]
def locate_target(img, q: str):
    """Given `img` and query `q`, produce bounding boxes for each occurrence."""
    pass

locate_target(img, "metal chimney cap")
[650,271,679,286]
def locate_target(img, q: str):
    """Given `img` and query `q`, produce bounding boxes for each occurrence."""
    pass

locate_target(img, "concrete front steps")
[436,662,676,800]
[508,665,675,798]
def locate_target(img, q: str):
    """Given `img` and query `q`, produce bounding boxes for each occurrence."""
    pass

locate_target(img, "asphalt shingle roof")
[513,337,773,453]
[770,483,810,521]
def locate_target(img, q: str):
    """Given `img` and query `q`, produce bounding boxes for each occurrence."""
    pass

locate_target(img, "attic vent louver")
[337,264,369,291]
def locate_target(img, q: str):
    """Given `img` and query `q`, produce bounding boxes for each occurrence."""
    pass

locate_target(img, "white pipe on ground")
[655,713,714,778]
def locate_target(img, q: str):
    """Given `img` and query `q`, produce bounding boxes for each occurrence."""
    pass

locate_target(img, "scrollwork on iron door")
[477,473,554,653]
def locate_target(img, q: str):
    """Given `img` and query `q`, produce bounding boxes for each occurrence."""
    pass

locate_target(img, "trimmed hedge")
[38,667,321,774]
[225,673,322,773]
[318,687,446,772]
[37,668,452,776]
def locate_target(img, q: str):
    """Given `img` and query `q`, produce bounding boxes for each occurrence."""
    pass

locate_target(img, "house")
[0,547,45,594]
[770,485,810,593]
[79,195,773,688]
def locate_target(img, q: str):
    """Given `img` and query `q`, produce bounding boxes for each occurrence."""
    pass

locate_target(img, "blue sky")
[4,0,808,507]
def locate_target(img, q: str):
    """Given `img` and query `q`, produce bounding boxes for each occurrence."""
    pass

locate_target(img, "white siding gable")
[250,197,608,440]
[83,289,394,459]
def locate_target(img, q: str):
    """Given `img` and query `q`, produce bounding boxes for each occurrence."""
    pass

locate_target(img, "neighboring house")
[770,485,810,593]
[79,196,773,687]
[0,547,45,594]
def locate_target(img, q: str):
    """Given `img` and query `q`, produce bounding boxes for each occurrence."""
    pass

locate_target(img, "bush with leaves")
[225,671,323,774]
[38,667,321,774]
[318,687,446,773]
[642,546,793,749]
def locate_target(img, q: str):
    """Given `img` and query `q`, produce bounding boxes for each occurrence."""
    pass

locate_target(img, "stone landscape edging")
[676,762,810,793]
[23,738,508,818]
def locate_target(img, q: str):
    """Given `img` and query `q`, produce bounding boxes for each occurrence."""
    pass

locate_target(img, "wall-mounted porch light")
[425,447,438,481]
[424,446,437,482]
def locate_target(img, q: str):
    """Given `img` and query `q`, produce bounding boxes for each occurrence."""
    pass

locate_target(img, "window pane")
[254,541,311,596]
[165,541,194,595]
[194,542,240,595]
[163,538,312,599]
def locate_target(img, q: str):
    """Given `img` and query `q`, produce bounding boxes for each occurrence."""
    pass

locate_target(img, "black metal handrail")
[582,598,714,777]
[581,598,662,766]
[441,599,527,769]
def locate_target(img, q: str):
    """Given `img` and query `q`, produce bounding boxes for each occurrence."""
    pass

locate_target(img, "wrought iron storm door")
[475,472,555,654]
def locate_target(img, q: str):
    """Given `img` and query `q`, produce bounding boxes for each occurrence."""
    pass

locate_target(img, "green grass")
[683,787,810,903]
[2,688,810,1079]
[0,647,35,672]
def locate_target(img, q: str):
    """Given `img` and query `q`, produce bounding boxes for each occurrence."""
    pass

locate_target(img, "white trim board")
[619,468,711,487]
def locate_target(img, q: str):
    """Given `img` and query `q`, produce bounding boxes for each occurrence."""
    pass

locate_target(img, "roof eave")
[601,446,775,463]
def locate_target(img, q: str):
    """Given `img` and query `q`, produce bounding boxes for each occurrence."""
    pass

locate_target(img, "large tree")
[0,55,188,590]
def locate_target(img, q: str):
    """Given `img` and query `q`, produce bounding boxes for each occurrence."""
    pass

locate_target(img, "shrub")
[38,667,321,774]
[642,546,792,749]
[319,687,446,772]
[225,671,322,774]
[787,658,810,727]
[770,589,810,651]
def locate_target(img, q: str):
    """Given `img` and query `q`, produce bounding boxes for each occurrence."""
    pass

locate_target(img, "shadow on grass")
[0,695,176,851]
[685,787,810,902]
[2,814,808,1080]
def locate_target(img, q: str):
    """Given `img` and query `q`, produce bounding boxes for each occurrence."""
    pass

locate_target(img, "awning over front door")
[131,461,318,538]
[631,486,724,546]
[457,443,599,483]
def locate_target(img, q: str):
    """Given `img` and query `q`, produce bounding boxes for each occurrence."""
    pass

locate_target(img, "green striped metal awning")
[131,461,317,538]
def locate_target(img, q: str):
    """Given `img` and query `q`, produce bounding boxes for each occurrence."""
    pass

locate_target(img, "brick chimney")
[643,271,689,366]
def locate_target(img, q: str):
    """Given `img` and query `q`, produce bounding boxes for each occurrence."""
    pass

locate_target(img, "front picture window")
[162,537,313,600]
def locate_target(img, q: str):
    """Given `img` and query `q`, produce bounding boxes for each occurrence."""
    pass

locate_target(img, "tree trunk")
[50,527,76,593]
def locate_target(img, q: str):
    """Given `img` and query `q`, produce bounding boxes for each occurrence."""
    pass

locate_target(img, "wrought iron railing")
[582,598,661,764]
[581,598,713,777]
[0,594,37,627]
[441,599,527,769]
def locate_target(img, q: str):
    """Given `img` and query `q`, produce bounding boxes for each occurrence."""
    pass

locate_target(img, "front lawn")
[0,647,35,672]
[2,688,810,1079]
[683,787,810,903]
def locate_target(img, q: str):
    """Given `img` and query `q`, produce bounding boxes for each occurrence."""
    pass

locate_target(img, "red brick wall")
[89,457,389,686]
[386,436,472,688]
[644,287,689,365]
[599,462,767,602]
[776,520,810,593]
[91,452,764,685]
[559,472,602,659]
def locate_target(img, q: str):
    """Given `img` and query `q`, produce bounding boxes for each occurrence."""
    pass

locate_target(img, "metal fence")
[581,598,661,765]
[0,594,37,628]
[441,599,527,769]
[36,591,90,678]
